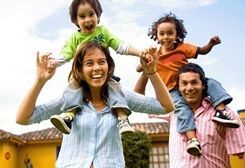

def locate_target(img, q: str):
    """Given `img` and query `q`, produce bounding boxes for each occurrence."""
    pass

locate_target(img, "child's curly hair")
[148,12,187,44]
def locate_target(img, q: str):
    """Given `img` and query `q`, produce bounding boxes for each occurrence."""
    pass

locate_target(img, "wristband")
[145,71,156,75]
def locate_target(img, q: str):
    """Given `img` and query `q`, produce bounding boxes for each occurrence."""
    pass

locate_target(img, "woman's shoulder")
[62,84,83,102]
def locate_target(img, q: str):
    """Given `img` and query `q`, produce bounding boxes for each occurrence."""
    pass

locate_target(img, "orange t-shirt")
[157,43,198,91]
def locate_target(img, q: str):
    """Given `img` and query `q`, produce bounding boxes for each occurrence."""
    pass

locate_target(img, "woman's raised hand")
[140,46,161,75]
[36,52,57,82]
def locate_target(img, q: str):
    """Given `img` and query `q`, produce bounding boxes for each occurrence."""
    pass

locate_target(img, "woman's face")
[82,47,109,90]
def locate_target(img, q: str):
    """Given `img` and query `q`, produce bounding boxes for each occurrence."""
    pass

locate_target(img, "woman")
[16,42,174,168]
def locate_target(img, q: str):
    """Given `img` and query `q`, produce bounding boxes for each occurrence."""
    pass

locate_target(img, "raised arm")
[134,46,158,94]
[116,42,142,57]
[16,52,56,124]
[140,48,175,112]
[128,46,142,57]
[198,36,221,55]
[134,73,149,94]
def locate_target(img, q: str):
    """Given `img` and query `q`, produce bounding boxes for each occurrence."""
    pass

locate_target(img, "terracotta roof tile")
[17,122,169,142]
[0,129,25,143]
[1,119,244,143]
[132,122,169,134]
[19,127,62,142]
[18,119,244,141]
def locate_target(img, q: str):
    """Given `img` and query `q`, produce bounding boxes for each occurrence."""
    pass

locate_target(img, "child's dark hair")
[148,12,187,44]
[176,63,208,97]
[69,0,103,27]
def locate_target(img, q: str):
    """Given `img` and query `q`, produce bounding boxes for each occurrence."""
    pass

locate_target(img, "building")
[1,110,245,168]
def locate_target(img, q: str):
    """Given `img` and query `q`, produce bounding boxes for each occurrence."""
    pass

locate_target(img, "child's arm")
[198,36,221,55]
[128,46,142,57]
[55,57,69,67]
[116,42,142,57]
[45,55,70,69]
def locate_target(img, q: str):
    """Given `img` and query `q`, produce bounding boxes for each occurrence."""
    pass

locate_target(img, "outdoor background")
[0,0,244,134]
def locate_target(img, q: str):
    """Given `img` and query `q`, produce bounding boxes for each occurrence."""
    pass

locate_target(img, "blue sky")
[1,0,244,134]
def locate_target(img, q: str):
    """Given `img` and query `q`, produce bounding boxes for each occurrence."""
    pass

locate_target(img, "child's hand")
[209,36,221,46]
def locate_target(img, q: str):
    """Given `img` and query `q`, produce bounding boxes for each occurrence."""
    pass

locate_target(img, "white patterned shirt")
[28,87,167,168]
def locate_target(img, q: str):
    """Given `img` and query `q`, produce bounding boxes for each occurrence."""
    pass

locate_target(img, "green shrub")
[122,131,151,168]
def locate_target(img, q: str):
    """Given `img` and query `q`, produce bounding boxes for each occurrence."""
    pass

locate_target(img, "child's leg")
[50,106,80,134]
[171,90,202,156]
[116,108,135,134]
[207,78,240,128]
[207,78,232,107]
[107,79,134,134]
[171,90,196,133]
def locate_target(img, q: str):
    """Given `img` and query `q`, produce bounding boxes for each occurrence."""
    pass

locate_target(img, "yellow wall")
[0,141,59,168]
[0,141,18,168]
[230,154,245,168]
[229,110,245,167]
[238,110,245,118]
[1,140,244,168]
[17,142,59,168]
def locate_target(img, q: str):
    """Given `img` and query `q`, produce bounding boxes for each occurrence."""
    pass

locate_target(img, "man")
[148,63,245,167]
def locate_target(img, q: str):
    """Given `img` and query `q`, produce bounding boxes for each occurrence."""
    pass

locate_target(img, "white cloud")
[0,0,67,29]
[104,0,217,9]
[0,0,70,134]
[229,87,245,112]
[155,0,217,8]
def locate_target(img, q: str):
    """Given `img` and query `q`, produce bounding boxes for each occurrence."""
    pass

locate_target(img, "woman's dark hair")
[69,41,115,102]
[69,0,103,27]
[176,63,208,97]
[148,12,187,44]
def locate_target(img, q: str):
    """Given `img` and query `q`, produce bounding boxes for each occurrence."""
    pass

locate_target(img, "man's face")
[178,72,204,108]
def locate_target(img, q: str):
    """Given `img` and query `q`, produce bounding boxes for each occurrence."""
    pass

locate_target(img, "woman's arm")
[146,71,174,112]
[141,48,175,112]
[16,52,56,124]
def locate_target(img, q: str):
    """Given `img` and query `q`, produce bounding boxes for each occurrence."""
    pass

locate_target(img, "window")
[149,144,169,168]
